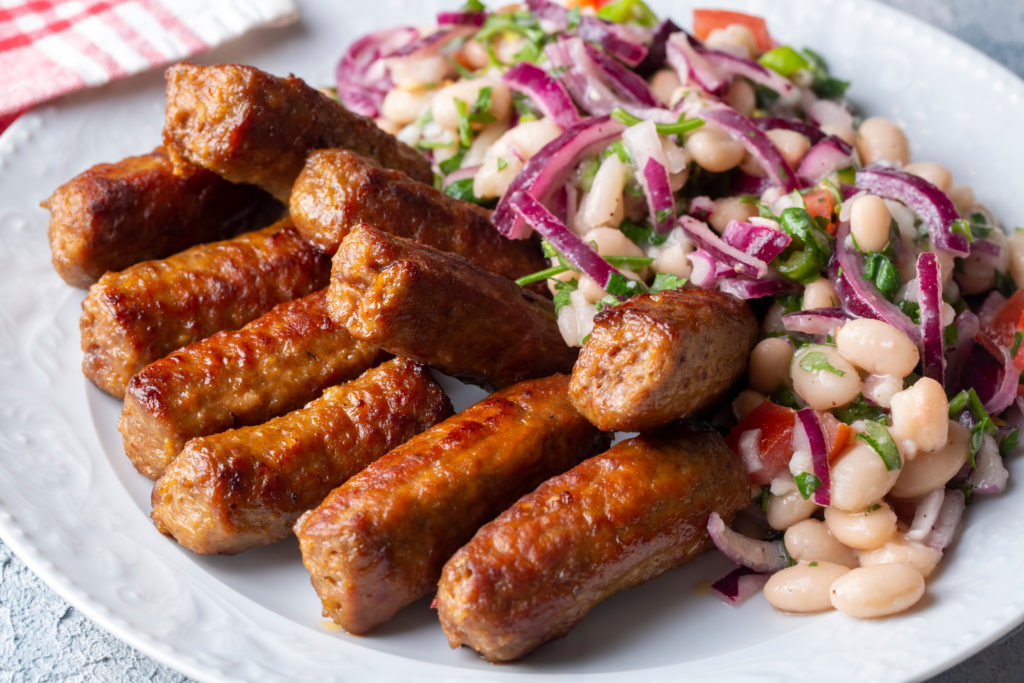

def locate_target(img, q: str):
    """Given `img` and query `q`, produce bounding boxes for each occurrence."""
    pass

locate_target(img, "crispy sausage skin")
[151,358,451,555]
[290,149,544,281]
[327,224,575,390]
[437,428,750,662]
[81,218,330,398]
[163,63,432,202]
[42,147,282,288]
[294,374,609,635]
[119,290,387,480]
[569,286,757,431]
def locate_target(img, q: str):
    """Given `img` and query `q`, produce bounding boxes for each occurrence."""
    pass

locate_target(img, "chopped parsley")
[799,350,845,377]
[856,420,901,471]
[795,472,822,499]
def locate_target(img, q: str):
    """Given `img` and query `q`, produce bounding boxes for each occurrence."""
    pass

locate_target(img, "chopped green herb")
[1000,429,1020,457]
[969,416,997,468]
[867,503,882,512]
[948,387,987,421]
[650,272,687,293]
[760,485,771,513]
[775,292,804,315]
[758,46,809,77]
[602,140,632,164]
[461,0,486,11]
[609,107,703,136]
[438,147,467,175]
[799,350,845,377]
[968,211,994,239]
[551,278,576,315]
[809,561,819,567]
[897,299,921,324]
[496,157,508,172]
[514,264,570,287]
[443,177,491,206]
[950,218,974,243]
[771,385,800,409]
[604,271,647,300]
[655,207,674,224]
[800,48,850,99]
[775,207,833,284]
[795,472,822,499]
[862,252,900,300]
[596,0,659,26]
[857,420,902,471]
[566,6,582,29]
[995,268,1018,297]
[942,323,959,348]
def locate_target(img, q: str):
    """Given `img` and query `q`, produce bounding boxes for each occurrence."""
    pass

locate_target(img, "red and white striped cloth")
[0,0,298,131]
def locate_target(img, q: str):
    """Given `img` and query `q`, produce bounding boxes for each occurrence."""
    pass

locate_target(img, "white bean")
[462,122,509,167]
[766,489,820,531]
[862,374,903,409]
[830,440,901,512]
[857,535,943,578]
[855,117,910,166]
[835,318,919,378]
[704,24,759,58]
[890,421,969,499]
[652,242,692,279]
[575,155,628,232]
[824,502,898,550]
[685,126,745,173]
[802,277,839,311]
[725,78,756,117]
[432,78,511,132]
[829,563,925,618]
[709,196,758,234]
[732,389,766,421]
[849,194,892,253]
[1009,229,1024,290]
[784,519,859,567]
[381,88,431,126]
[819,122,855,146]
[474,119,561,199]
[649,69,683,107]
[790,345,861,411]
[903,161,953,194]
[947,183,975,210]
[888,378,950,457]
[761,301,787,336]
[459,39,491,70]
[582,227,645,260]
[766,129,812,170]
[748,337,794,394]
[764,561,850,614]
[386,54,451,89]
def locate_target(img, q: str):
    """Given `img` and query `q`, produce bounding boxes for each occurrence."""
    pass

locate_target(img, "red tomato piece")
[803,187,837,236]
[820,411,853,463]
[978,290,1024,371]
[725,400,796,486]
[692,9,774,52]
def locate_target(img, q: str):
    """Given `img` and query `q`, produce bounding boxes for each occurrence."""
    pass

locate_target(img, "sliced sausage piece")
[290,148,544,282]
[327,224,575,390]
[437,428,750,662]
[163,63,432,202]
[569,286,757,431]
[119,289,387,480]
[42,147,282,288]
[81,218,329,398]
[294,374,609,635]
[151,358,451,555]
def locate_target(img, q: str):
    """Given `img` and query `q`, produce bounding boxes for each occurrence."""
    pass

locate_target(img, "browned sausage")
[42,147,282,288]
[289,148,544,282]
[119,289,387,480]
[81,218,329,398]
[327,224,575,390]
[436,427,750,662]
[294,374,609,635]
[163,63,432,202]
[569,285,757,431]
[151,358,451,555]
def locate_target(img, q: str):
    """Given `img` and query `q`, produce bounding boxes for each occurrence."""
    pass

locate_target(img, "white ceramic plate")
[2,1,1024,681]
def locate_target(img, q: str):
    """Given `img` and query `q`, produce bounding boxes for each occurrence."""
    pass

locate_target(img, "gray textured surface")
[1,1,1022,681]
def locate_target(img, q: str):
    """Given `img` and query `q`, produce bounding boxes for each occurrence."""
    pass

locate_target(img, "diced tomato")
[692,9,774,52]
[978,290,1024,371]
[803,187,837,235]
[567,0,611,9]
[725,400,796,486]
[820,411,853,462]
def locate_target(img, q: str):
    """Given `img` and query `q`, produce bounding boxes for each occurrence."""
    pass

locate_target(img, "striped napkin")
[0,0,298,130]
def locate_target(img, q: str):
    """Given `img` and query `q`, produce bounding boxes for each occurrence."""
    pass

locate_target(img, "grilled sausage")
[294,374,609,635]
[569,286,757,431]
[327,224,575,390]
[163,63,432,202]
[437,428,750,662]
[81,218,329,398]
[152,358,451,555]
[290,148,544,282]
[119,290,387,480]
[42,147,281,288]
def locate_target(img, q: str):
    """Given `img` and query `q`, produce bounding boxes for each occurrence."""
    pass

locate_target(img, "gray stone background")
[2,0,1023,681]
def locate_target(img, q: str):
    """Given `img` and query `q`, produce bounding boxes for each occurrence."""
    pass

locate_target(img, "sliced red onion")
[829,221,921,343]
[689,195,716,221]
[701,107,799,193]
[583,42,659,108]
[956,340,1018,417]
[665,32,727,95]
[696,43,794,97]
[688,249,719,288]
[493,116,625,239]
[796,409,831,506]
[917,252,946,384]
[905,488,945,542]
[923,489,965,551]
[707,511,789,573]
[392,25,475,57]
[721,220,792,263]
[679,216,767,278]
[731,171,775,197]
[546,38,665,118]
[982,342,1018,416]
[437,10,486,26]
[621,120,675,232]
[754,117,825,145]
[503,62,581,130]
[969,434,1009,495]
[945,310,980,388]
[509,192,625,295]
[971,239,1003,259]
[441,164,480,188]
[977,290,1007,327]
[855,166,970,257]
[782,308,852,337]
[797,135,855,187]
[525,0,649,66]
[635,18,682,77]
[806,98,853,132]
[710,566,770,606]
[718,275,799,300]
[335,26,420,117]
